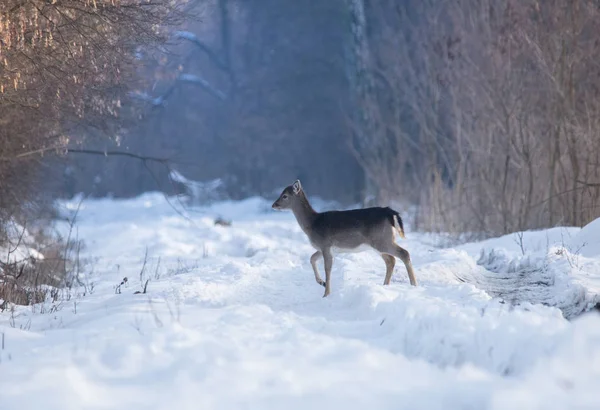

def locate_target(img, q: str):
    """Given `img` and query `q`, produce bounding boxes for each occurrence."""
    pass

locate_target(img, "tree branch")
[64,148,203,225]
[576,180,600,188]
[174,30,229,71]
[129,71,227,107]
[0,145,171,164]
[66,148,170,164]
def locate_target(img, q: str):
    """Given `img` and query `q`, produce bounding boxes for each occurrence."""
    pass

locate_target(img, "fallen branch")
[530,180,600,210]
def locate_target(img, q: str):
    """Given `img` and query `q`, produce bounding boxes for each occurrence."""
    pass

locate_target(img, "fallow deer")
[272,180,417,297]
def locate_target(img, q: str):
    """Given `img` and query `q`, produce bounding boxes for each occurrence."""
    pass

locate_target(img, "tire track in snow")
[452,248,600,319]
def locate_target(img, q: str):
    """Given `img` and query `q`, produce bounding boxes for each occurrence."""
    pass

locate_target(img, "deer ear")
[292,180,302,195]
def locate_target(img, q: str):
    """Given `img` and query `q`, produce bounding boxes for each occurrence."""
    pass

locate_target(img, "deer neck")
[291,192,318,233]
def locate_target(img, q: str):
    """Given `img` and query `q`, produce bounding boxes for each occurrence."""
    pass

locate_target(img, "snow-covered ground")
[1,193,599,409]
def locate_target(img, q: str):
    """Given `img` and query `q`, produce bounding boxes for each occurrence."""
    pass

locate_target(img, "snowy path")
[1,194,599,409]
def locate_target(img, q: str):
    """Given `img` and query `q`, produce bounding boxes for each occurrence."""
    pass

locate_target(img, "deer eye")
[282,194,288,199]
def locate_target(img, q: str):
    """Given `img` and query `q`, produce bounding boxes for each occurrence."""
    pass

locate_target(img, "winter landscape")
[1,191,599,409]
[2,1,600,409]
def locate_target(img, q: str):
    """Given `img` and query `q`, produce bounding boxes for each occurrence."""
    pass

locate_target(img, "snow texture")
[1,192,599,409]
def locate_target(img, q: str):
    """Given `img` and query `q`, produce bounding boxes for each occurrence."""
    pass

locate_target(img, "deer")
[272,180,417,297]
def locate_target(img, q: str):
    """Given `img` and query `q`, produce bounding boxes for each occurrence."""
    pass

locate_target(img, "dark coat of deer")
[272,180,417,297]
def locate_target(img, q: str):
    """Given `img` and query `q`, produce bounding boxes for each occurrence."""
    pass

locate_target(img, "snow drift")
[0,193,599,409]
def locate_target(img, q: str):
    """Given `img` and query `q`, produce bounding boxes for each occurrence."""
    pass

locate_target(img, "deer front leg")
[322,248,333,297]
[310,251,325,287]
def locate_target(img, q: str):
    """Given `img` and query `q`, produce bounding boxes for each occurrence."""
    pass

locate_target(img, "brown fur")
[272,180,417,297]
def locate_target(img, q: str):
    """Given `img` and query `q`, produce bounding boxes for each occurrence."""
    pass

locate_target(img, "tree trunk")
[345,0,380,206]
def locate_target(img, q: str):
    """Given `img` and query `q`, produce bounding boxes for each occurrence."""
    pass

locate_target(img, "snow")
[0,219,46,263]
[128,90,164,106]
[572,217,600,258]
[179,73,208,84]
[177,73,227,100]
[174,31,199,42]
[1,192,600,409]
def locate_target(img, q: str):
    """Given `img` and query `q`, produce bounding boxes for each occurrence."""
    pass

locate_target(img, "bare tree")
[0,0,192,304]
[0,0,188,222]
[353,0,600,238]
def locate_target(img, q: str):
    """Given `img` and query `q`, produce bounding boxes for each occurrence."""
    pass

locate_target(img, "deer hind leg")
[310,251,325,287]
[322,248,333,297]
[390,244,417,286]
[381,253,396,285]
[375,240,417,286]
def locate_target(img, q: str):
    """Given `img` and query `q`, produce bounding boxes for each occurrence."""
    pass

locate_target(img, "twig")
[154,256,161,280]
[63,194,86,287]
[514,231,525,256]
[139,246,149,286]
[6,220,27,263]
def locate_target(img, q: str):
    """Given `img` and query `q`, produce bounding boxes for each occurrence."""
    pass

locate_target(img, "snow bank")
[452,227,600,319]
[571,217,600,258]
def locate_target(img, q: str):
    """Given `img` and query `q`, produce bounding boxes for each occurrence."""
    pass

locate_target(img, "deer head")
[272,180,302,210]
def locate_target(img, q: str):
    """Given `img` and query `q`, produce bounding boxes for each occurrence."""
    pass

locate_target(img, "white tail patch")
[393,214,405,239]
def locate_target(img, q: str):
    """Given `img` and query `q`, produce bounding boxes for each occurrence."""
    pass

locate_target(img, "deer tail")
[392,212,406,239]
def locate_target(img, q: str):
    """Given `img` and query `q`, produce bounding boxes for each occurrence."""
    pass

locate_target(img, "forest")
[2,0,600,242]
